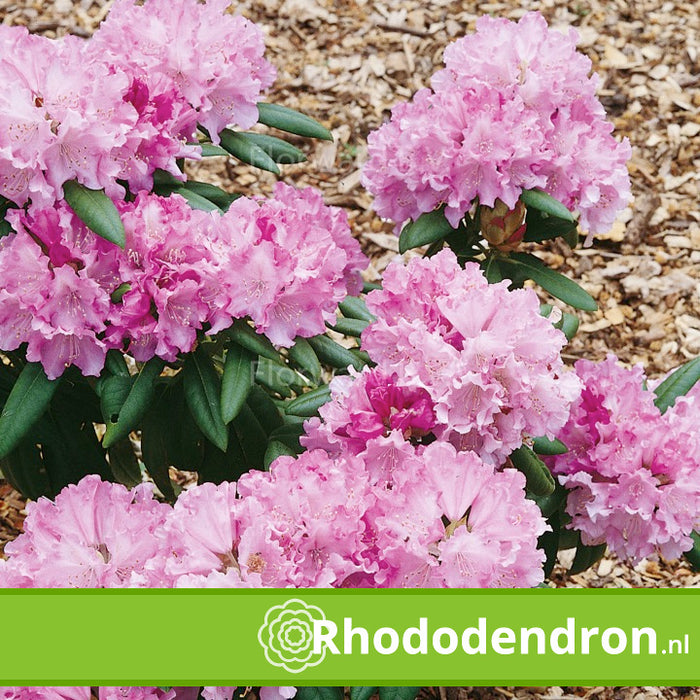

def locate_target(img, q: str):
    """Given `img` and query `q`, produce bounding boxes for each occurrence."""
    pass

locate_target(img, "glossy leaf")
[555,312,580,341]
[338,296,375,323]
[378,688,421,700]
[521,188,575,222]
[181,181,240,211]
[328,317,369,337]
[523,206,578,244]
[509,252,597,312]
[684,531,700,572]
[256,102,333,141]
[532,436,568,456]
[102,358,164,448]
[350,688,378,700]
[288,337,322,385]
[263,439,297,468]
[246,385,284,434]
[219,129,281,174]
[241,132,307,164]
[228,320,281,363]
[653,357,700,414]
[183,348,229,453]
[221,344,255,424]
[62,180,125,248]
[199,143,228,157]
[510,444,555,496]
[284,385,332,417]
[569,542,607,575]
[107,439,143,488]
[0,440,50,500]
[141,391,178,501]
[231,404,268,470]
[308,335,366,372]
[0,362,59,459]
[295,688,343,700]
[399,206,455,254]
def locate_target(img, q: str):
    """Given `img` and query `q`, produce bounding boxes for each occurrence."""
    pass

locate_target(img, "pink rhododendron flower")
[356,250,580,465]
[100,690,176,700]
[0,187,366,377]
[362,12,631,236]
[0,690,90,700]
[90,0,276,143]
[550,355,700,561]
[4,476,171,587]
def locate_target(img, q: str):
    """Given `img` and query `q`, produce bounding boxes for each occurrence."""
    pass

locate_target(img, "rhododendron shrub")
[0,0,368,500]
[548,356,700,562]
[1,447,547,589]
[362,12,631,314]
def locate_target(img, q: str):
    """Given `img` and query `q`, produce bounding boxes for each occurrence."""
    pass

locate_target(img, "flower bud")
[480,198,527,251]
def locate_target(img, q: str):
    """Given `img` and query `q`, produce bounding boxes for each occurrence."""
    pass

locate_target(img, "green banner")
[1,589,698,686]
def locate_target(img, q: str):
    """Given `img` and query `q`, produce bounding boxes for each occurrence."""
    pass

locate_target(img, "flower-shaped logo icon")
[258,598,328,673]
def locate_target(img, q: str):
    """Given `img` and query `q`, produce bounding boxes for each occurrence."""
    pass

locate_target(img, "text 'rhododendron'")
[305,249,580,466]
[550,356,700,562]
[362,12,631,235]
[0,184,365,378]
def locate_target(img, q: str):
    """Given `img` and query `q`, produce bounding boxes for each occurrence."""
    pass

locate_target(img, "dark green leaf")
[378,688,421,700]
[0,440,50,500]
[219,129,281,174]
[100,375,134,425]
[0,362,60,459]
[569,542,607,575]
[241,133,307,164]
[338,296,376,323]
[141,390,178,501]
[221,344,255,424]
[684,531,700,572]
[231,404,268,470]
[399,206,455,254]
[521,188,575,223]
[350,688,378,700]
[653,357,700,414]
[107,438,143,488]
[228,320,281,363]
[539,511,560,579]
[555,312,580,341]
[288,337,322,385]
[199,143,228,157]
[328,317,369,337]
[104,350,130,377]
[171,187,221,212]
[183,348,228,452]
[264,439,297,468]
[523,206,578,243]
[510,445,555,496]
[62,180,125,248]
[181,181,240,211]
[295,688,343,700]
[255,357,295,398]
[482,256,504,284]
[256,102,333,141]
[268,421,305,453]
[102,358,164,449]
[246,385,284,434]
[528,482,568,519]
[509,252,597,312]
[308,335,366,372]
[532,436,568,456]
[284,385,331,417]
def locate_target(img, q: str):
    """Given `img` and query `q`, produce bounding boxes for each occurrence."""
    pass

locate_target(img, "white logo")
[258,598,329,673]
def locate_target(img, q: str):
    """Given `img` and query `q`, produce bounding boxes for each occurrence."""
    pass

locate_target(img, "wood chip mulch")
[0,0,699,696]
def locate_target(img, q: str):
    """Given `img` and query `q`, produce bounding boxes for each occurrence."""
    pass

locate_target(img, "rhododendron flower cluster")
[362,12,631,235]
[306,249,580,467]
[549,356,700,562]
[0,184,365,378]
[0,0,275,208]
[0,443,548,589]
